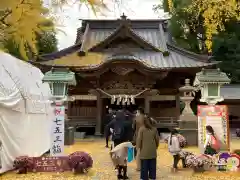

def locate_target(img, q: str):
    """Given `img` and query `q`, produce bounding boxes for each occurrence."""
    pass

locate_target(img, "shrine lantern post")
[42,68,76,156]
[194,68,230,105]
[194,68,231,151]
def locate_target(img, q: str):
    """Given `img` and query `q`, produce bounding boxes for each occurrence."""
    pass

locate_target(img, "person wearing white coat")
[168,129,181,171]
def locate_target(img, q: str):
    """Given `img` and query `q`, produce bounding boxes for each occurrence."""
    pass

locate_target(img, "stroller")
[109,142,134,180]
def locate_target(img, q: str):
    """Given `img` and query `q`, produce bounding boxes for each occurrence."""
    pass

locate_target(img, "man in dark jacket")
[106,110,127,147]
[122,109,134,142]
[104,108,114,148]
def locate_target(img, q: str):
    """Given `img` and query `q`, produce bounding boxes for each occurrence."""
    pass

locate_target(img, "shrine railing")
[154,117,178,128]
[66,116,178,129]
[67,116,97,127]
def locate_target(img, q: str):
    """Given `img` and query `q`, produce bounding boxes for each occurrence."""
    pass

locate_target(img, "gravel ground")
[1,139,240,180]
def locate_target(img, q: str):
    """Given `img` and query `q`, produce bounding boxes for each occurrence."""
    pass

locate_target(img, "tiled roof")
[134,29,167,51]
[75,27,84,44]
[221,84,240,100]
[35,17,214,70]
[36,50,216,69]
[38,44,82,61]
[81,26,168,52]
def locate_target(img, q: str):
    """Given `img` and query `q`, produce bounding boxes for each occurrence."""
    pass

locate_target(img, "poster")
[50,105,65,156]
[198,105,229,151]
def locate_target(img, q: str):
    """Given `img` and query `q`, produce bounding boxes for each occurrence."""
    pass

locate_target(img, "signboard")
[198,105,229,151]
[32,157,70,172]
[50,105,65,156]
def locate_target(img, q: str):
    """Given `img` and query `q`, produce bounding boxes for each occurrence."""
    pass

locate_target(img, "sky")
[54,0,165,49]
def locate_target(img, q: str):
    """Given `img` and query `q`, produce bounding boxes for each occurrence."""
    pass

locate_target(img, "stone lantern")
[194,68,230,105]
[179,79,195,115]
[178,79,198,145]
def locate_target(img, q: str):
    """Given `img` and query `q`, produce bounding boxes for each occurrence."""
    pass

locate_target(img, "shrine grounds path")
[2,139,240,180]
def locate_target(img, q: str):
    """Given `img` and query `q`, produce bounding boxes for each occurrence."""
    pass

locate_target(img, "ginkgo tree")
[155,0,240,53]
[0,0,108,60]
[186,0,240,52]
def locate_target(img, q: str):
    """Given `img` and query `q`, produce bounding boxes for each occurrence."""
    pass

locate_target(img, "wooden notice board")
[197,105,230,151]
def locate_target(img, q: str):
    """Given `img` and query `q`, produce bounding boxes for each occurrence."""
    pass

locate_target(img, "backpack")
[211,135,220,150]
[113,121,124,140]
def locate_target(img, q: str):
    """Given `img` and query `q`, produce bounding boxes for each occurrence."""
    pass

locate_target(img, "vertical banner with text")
[50,105,65,156]
[198,105,229,151]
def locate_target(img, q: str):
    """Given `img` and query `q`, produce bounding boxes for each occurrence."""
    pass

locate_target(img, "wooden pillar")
[64,100,70,128]
[65,101,69,120]
[144,96,150,114]
[176,94,181,119]
[95,93,102,136]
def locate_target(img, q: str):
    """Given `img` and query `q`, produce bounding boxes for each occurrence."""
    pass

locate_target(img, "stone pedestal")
[178,115,198,146]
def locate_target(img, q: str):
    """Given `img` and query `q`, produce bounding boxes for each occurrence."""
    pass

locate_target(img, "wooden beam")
[70,95,97,100]
[148,95,176,101]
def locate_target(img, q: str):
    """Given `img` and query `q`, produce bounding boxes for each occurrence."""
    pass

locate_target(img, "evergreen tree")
[212,20,240,83]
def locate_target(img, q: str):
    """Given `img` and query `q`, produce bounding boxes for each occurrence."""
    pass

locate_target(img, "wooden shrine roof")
[32,15,216,70]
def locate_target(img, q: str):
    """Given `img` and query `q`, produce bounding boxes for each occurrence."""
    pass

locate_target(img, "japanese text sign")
[50,106,65,156]
[32,156,70,172]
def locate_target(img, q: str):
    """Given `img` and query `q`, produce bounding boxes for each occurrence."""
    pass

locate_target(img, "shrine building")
[32,15,217,135]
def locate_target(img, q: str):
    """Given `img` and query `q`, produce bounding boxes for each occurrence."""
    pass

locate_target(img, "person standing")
[104,108,114,148]
[168,129,182,172]
[106,111,126,147]
[133,108,145,171]
[204,125,220,155]
[137,116,159,180]
[123,110,134,142]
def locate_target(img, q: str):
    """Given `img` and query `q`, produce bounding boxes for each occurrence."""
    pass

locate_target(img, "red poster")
[198,105,230,150]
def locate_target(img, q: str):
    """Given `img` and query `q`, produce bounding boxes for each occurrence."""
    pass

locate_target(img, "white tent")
[0,52,53,173]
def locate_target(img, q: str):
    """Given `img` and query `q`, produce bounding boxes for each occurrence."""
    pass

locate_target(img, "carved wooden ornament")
[111,67,134,76]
